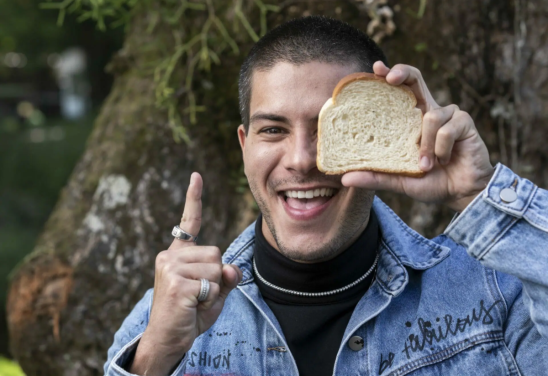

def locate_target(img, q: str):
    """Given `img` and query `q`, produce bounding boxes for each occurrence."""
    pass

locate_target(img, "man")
[104,16,548,376]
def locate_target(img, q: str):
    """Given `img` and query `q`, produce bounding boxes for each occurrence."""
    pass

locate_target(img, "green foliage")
[39,0,141,30]
[0,357,25,376]
[414,42,428,52]
[40,0,279,143]
[0,117,94,311]
[417,0,428,18]
[0,0,75,74]
[0,0,124,106]
[151,0,279,144]
[406,0,428,19]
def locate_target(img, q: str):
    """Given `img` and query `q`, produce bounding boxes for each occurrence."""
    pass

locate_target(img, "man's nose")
[284,130,318,175]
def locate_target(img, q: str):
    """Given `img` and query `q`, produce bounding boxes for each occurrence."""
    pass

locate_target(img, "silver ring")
[197,278,210,302]
[172,225,198,242]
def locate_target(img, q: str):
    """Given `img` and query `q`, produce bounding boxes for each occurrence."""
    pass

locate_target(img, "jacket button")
[500,188,517,203]
[348,336,364,351]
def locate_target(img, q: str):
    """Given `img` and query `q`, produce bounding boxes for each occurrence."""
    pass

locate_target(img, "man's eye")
[261,127,283,134]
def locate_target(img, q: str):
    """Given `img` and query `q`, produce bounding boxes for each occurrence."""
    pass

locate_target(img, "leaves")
[41,0,278,143]
[39,0,140,30]
[0,353,25,375]
[150,0,278,143]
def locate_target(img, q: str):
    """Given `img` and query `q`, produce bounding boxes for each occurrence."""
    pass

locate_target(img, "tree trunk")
[6,6,256,375]
[376,0,548,236]
[7,1,548,375]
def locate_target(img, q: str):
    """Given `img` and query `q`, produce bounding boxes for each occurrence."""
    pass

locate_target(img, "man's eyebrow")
[249,112,290,125]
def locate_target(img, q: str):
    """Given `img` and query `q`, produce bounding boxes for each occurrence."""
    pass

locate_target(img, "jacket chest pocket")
[383,333,520,376]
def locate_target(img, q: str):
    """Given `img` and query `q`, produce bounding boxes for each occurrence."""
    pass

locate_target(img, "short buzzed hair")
[238,15,388,131]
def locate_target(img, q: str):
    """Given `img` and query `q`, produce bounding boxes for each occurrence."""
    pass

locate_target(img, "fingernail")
[420,156,430,170]
[232,265,243,282]
[390,69,402,77]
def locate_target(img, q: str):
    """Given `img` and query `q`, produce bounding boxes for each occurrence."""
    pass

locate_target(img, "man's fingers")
[420,105,459,171]
[373,61,439,113]
[372,60,390,76]
[180,263,223,285]
[341,170,406,194]
[168,172,203,250]
[181,172,203,236]
[160,247,222,265]
[194,265,241,310]
[218,264,242,301]
[365,66,470,171]
[434,111,473,165]
[194,281,221,311]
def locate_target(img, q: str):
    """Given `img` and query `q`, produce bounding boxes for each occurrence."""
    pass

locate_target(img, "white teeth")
[284,188,336,199]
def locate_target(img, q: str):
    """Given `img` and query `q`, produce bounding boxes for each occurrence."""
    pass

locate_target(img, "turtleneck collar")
[254,211,379,304]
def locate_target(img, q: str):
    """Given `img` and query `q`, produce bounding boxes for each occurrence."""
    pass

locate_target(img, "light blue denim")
[104,163,548,375]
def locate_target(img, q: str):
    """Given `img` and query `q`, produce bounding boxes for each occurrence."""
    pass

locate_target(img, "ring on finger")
[197,278,210,302]
[172,225,199,243]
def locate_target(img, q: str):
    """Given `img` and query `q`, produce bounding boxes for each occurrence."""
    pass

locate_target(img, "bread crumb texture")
[318,79,423,175]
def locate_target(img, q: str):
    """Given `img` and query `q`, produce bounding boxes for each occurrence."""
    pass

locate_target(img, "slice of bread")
[317,72,424,176]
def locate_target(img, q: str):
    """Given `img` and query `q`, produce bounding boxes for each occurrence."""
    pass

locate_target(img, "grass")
[0,356,25,376]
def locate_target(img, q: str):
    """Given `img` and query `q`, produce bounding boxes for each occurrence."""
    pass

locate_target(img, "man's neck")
[260,215,370,264]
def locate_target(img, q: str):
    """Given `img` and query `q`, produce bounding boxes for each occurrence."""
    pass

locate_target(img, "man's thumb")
[342,170,404,193]
[219,264,242,299]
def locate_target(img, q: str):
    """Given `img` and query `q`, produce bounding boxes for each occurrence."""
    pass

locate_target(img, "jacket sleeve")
[445,163,548,342]
[103,288,187,376]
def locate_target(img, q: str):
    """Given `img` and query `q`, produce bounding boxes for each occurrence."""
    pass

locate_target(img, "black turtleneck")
[253,212,379,376]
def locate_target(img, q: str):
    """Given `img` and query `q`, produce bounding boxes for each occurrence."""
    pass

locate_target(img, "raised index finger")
[372,61,439,113]
[168,172,203,250]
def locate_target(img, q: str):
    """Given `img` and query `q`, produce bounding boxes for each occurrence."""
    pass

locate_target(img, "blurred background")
[1,0,547,375]
[0,0,123,371]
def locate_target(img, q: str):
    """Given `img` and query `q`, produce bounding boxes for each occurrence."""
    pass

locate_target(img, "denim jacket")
[104,164,548,376]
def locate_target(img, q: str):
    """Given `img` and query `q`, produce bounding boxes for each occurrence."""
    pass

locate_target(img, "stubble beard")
[248,176,375,263]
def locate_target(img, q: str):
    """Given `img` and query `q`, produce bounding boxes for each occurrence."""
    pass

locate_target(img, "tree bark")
[6,7,256,375]
[363,0,548,236]
[7,1,548,375]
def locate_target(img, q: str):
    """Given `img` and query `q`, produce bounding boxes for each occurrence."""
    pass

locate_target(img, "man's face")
[238,61,374,262]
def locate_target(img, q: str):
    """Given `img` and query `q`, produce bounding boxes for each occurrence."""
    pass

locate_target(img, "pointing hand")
[130,172,242,376]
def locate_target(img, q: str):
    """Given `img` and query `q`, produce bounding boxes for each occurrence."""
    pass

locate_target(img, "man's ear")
[237,124,247,153]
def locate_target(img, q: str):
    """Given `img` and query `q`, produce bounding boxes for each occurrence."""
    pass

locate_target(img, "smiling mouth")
[279,188,338,210]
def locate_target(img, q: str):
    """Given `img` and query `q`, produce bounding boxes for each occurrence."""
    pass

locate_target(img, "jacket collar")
[222,196,451,284]
[372,197,450,270]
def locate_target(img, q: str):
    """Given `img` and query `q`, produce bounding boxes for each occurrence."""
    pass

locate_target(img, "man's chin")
[275,238,340,263]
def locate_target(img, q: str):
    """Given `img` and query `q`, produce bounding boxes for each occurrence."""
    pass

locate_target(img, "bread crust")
[332,72,418,108]
[317,72,425,177]
[316,98,332,174]
[323,166,425,177]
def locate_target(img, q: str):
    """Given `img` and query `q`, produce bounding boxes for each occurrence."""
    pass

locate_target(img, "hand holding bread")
[338,62,494,213]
